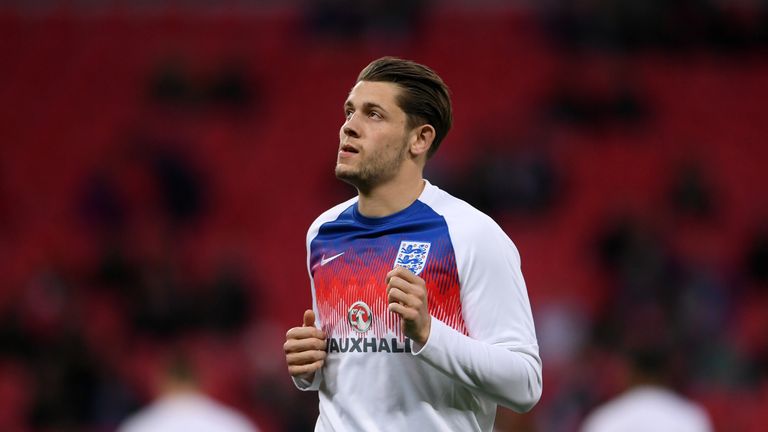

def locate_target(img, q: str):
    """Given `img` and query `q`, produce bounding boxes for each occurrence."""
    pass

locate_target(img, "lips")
[340,143,359,154]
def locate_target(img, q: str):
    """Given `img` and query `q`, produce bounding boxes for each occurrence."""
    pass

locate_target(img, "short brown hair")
[357,57,452,159]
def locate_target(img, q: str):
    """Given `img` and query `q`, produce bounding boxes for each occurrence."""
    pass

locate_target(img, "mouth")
[339,143,359,155]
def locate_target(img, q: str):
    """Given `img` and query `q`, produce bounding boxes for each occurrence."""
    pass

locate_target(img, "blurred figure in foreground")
[118,352,259,432]
[580,344,712,432]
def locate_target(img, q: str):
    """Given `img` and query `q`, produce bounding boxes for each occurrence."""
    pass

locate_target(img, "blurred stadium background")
[1,0,767,431]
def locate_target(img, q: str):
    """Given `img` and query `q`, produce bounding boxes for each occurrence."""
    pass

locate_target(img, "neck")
[156,380,200,399]
[356,173,425,218]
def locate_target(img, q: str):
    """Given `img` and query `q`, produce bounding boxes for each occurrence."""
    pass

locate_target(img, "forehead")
[346,81,403,110]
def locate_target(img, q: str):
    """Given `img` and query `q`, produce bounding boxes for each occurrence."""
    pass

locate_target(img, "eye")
[368,111,382,120]
[344,109,354,120]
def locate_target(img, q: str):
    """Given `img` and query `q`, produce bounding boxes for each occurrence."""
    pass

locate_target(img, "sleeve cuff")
[291,370,322,391]
[411,316,446,356]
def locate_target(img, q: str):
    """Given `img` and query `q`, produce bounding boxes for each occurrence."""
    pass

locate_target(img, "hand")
[386,266,431,345]
[284,309,327,380]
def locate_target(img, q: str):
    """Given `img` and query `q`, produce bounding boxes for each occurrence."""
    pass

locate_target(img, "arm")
[387,221,542,411]
[414,316,541,412]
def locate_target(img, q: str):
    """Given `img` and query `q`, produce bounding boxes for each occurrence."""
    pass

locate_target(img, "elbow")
[517,384,542,413]
[514,375,542,413]
[505,358,542,413]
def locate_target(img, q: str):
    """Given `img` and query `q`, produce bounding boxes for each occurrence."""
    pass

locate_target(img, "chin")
[335,167,369,190]
[335,166,356,181]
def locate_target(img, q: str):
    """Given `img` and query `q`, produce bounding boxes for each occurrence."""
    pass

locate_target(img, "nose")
[342,114,360,139]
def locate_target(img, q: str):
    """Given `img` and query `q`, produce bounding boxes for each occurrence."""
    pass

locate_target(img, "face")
[335,81,412,190]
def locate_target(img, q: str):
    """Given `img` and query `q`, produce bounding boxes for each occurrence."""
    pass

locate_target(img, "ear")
[409,124,436,159]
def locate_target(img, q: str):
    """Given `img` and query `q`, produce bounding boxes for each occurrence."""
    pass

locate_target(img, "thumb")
[303,309,316,327]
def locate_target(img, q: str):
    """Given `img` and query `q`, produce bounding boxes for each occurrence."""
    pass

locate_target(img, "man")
[118,352,259,432]
[581,345,713,432]
[283,57,542,431]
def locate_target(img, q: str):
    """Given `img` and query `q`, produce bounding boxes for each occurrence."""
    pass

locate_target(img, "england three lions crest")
[394,241,431,275]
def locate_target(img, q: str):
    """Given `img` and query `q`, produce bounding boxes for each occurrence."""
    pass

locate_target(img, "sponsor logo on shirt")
[326,336,412,353]
[394,241,431,275]
[347,301,372,333]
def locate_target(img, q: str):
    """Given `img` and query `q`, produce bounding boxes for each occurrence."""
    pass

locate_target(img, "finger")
[389,287,424,312]
[387,266,423,284]
[387,286,413,306]
[284,336,327,354]
[286,326,325,341]
[387,277,427,304]
[386,266,409,283]
[388,302,418,320]
[387,276,419,294]
[387,286,406,303]
[288,359,325,377]
[286,349,327,366]
[303,309,316,327]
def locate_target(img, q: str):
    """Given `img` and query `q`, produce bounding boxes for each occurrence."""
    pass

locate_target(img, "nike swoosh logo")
[320,252,345,266]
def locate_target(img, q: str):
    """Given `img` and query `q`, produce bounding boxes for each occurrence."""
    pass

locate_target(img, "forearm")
[414,317,542,412]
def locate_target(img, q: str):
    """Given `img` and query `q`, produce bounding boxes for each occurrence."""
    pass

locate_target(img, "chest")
[310,226,465,339]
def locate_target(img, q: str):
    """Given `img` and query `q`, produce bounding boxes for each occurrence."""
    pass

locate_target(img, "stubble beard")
[335,139,409,193]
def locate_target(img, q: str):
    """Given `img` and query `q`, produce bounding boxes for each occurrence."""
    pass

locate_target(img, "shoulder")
[582,387,711,432]
[120,395,259,432]
[420,181,515,252]
[117,402,163,432]
[306,196,358,242]
[581,393,634,432]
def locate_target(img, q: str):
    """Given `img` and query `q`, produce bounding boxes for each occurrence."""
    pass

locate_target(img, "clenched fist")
[284,309,327,381]
[386,266,431,345]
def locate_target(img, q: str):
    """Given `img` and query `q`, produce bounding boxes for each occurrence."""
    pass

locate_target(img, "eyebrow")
[344,100,389,114]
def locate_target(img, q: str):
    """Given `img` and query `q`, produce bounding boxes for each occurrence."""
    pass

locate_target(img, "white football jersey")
[296,181,542,431]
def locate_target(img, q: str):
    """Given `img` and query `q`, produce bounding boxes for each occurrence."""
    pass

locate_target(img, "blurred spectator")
[126,254,254,340]
[129,259,193,339]
[204,259,252,334]
[94,241,141,294]
[306,0,424,41]
[546,53,648,130]
[143,144,208,228]
[77,168,129,238]
[362,0,425,41]
[207,60,258,115]
[744,223,768,285]
[250,375,318,432]
[540,0,768,53]
[148,56,260,116]
[536,300,589,370]
[27,334,99,431]
[149,57,195,109]
[580,344,713,432]
[594,216,674,300]
[90,360,142,431]
[454,128,562,218]
[118,351,259,432]
[667,160,718,222]
[305,0,365,39]
[0,308,31,360]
